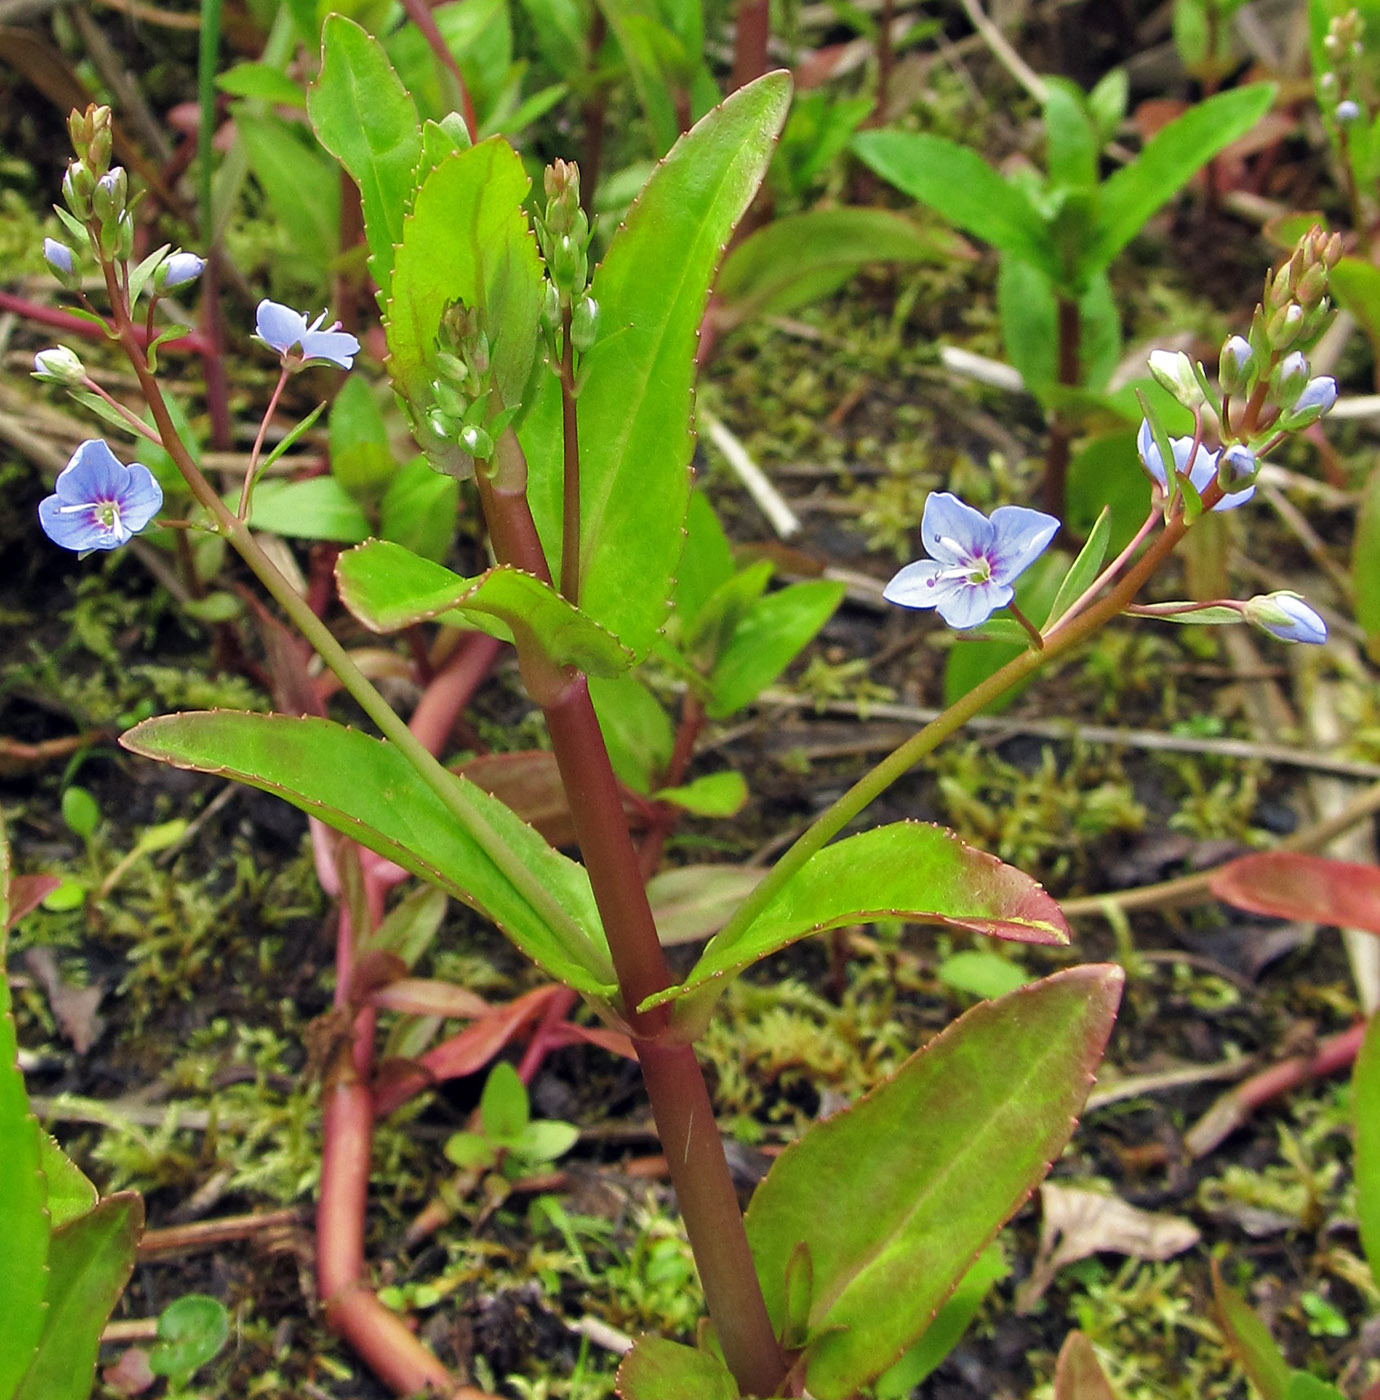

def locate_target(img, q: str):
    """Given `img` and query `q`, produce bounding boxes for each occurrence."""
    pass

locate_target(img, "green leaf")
[937,949,1032,999]
[337,539,634,676]
[672,490,737,635]
[1354,459,1380,663]
[36,1135,97,1229]
[330,375,396,498]
[1333,258,1380,393]
[379,457,460,562]
[13,1193,143,1400]
[309,14,422,304]
[1284,1375,1349,1400]
[654,770,748,817]
[714,207,967,329]
[360,884,449,970]
[218,62,306,106]
[617,1336,740,1400]
[387,138,545,480]
[745,966,1123,1398]
[0,826,50,1398]
[706,579,846,719]
[245,476,372,543]
[121,712,616,997]
[643,822,1068,1014]
[522,74,793,661]
[1087,69,1128,145]
[587,673,675,794]
[851,130,1058,279]
[1354,1012,1380,1285]
[1045,507,1110,627]
[875,1245,1007,1397]
[480,1061,529,1140]
[1043,77,1099,192]
[1211,1262,1291,1400]
[1090,84,1276,271]
[235,112,340,280]
[147,1294,230,1384]
[513,1119,581,1163]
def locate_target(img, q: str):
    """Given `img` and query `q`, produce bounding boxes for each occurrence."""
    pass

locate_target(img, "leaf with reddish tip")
[641,822,1069,1014]
[1211,852,1380,936]
[744,965,1123,1399]
[1054,1333,1119,1400]
[7,875,61,930]
[616,1336,739,1400]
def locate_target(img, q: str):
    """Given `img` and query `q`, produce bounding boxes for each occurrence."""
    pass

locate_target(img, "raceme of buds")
[67,105,112,177]
[1219,335,1254,396]
[539,159,592,303]
[32,347,87,387]
[1147,350,1205,409]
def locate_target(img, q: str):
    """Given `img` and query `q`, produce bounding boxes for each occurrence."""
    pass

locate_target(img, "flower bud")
[43,238,77,284]
[1220,443,1256,483]
[541,280,562,332]
[1148,349,1204,408]
[1219,335,1254,395]
[92,166,127,223]
[459,422,494,459]
[1336,98,1362,124]
[1243,593,1327,645]
[570,295,599,353]
[31,346,87,386]
[548,232,587,299]
[1283,375,1338,427]
[62,161,94,220]
[1271,351,1309,405]
[156,252,205,290]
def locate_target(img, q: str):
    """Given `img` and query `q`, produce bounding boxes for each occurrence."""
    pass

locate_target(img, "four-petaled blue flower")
[883,492,1059,629]
[1137,420,1254,512]
[38,440,163,553]
[254,299,360,370]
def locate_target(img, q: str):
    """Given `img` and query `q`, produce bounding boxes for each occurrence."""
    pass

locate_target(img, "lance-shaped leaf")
[12,1194,144,1400]
[308,16,421,304]
[521,73,792,661]
[850,129,1059,281]
[1355,1012,1380,1281]
[337,538,633,677]
[1089,84,1275,273]
[1211,1260,1290,1400]
[640,822,1067,1014]
[387,138,545,477]
[1210,852,1380,936]
[122,712,616,997]
[744,965,1123,1399]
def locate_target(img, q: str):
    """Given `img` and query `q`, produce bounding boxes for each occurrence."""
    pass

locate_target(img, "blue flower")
[1136,420,1254,512]
[254,300,360,370]
[884,491,1059,629]
[38,440,163,552]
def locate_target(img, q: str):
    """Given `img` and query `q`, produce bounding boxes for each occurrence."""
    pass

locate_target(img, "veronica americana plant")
[17,28,1342,1399]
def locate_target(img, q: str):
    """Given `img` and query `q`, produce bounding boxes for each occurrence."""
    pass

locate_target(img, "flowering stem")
[1053,505,1160,630]
[240,365,290,518]
[1007,601,1044,649]
[709,506,1192,959]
